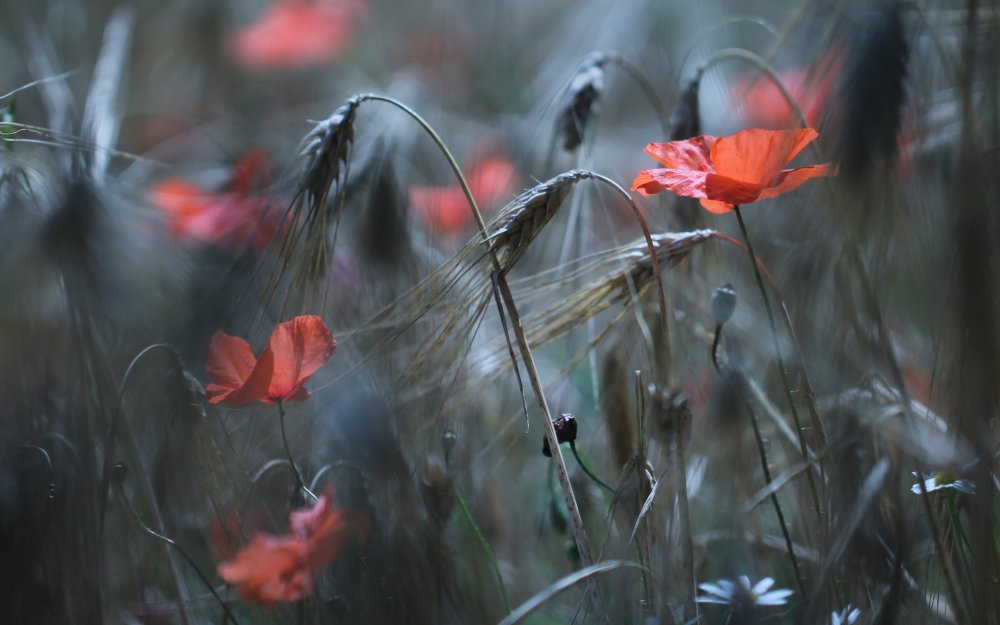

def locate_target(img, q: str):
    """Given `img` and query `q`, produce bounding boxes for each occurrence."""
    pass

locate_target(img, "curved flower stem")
[99,343,182,534]
[699,48,810,130]
[277,401,318,502]
[117,484,242,625]
[711,323,724,372]
[731,206,823,528]
[605,52,670,138]
[569,442,616,495]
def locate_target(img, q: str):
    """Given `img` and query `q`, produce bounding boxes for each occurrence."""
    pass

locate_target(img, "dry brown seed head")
[298,94,365,204]
[625,229,715,288]
[558,52,609,152]
[491,169,591,271]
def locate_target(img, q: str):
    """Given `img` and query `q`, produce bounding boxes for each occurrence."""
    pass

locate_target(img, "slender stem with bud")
[732,206,823,527]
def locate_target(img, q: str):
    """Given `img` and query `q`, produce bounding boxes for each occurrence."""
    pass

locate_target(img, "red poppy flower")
[632,128,835,213]
[218,487,364,606]
[228,0,367,70]
[735,52,842,130]
[150,148,285,251]
[206,315,335,405]
[409,155,517,234]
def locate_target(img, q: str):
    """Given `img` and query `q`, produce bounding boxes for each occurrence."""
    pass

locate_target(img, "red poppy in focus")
[409,155,517,234]
[632,128,835,213]
[150,148,285,251]
[206,315,335,405]
[735,53,842,130]
[217,487,366,606]
[229,0,367,70]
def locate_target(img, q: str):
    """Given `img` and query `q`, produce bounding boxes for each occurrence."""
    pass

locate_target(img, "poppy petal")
[699,199,735,214]
[205,331,258,403]
[218,535,312,606]
[644,136,716,169]
[704,173,765,205]
[709,128,818,185]
[758,163,836,200]
[632,167,709,199]
[265,315,336,402]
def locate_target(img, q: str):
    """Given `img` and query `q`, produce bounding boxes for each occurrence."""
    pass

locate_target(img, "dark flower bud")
[542,413,578,457]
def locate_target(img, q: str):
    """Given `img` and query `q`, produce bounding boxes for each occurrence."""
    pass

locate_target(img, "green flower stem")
[117,484,242,625]
[946,493,973,581]
[454,485,512,614]
[569,442,616,495]
[732,206,823,528]
[277,401,318,502]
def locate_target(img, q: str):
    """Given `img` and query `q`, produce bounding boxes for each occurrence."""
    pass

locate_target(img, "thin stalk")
[605,52,671,138]
[454,485,512,614]
[570,442,616,495]
[117,484,242,625]
[732,206,823,527]
[495,275,609,624]
[99,343,180,533]
[746,399,807,598]
[946,493,973,584]
[712,322,805,597]
[277,402,318,502]
[633,371,655,618]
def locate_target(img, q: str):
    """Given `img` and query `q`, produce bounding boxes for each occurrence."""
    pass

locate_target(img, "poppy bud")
[542,413,578,457]
[712,283,737,324]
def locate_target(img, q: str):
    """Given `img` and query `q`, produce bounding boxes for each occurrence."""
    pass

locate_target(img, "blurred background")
[0,0,996,624]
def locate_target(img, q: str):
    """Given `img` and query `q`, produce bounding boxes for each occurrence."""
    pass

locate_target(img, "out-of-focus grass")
[0,0,997,624]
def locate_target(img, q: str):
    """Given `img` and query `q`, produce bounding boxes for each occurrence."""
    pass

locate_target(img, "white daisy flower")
[911,470,975,495]
[696,575,793,607]
[831,605,861,625]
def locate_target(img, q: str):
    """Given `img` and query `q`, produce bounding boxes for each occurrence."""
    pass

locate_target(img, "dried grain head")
[624,229,716,291]
[298,94,366,207]
[490,169,591,271]
[835,1,909,182]
[557,52,609,152]
[669,67,703,141]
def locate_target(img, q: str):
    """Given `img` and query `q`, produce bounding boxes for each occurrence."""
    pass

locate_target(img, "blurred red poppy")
[632,128,834,213]
[206,315,336,405]
[218,487,365,606]
[150,148,285,251]
[229,0,367,70]
[735,53,842,130]
[409,155,517,234]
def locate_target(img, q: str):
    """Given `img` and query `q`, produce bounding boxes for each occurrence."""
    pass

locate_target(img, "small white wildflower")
[831,605,860,625]
[696,575,793,607]
[911,470,975,495]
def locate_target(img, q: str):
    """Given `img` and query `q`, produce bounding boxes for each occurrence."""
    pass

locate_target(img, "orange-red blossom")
[217,487,367,606]
[632,127,835,213]
[206,315,335,404]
